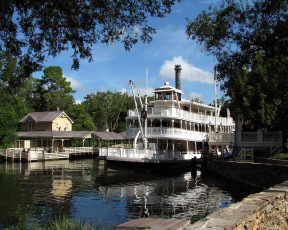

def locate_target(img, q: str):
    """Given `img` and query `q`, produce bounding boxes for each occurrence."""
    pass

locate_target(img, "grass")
[5,217,102,230]
[271,153,288,160]
[43,217,102,230]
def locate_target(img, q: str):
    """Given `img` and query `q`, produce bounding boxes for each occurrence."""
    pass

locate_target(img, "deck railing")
[126,127,209,141]
[128,107,234,126]
[99,147,201,160]
[209,131,282,145]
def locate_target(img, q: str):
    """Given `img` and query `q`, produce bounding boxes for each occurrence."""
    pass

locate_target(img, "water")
[0,159,251,229]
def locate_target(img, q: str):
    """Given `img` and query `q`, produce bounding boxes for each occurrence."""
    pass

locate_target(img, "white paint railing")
[209,131,282,146]
[129,108,234,126]
[99,147,202,160]
[62,147,98,154]
[27,151,69,161]
[236,148,254,161]
[126,127,209,141]
[209,133,235,143]
[0,148,24,161]
[0,147,99,161]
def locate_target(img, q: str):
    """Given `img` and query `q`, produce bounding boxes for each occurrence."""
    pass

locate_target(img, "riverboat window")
[183,106,189,111]
[162,120,170,127]
[155,92,172,100]
[174,122,180,128]
[28,123,34,131]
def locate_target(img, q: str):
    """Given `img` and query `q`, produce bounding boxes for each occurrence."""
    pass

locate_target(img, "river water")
[0,159,252,229]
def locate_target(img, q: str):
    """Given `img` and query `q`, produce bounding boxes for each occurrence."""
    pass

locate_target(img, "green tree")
[67,103,97,131]
[0,53,33,148]
[186,0,288,151]
[0,0,182,76]
[84,91,132,132]
[33,66,76,111]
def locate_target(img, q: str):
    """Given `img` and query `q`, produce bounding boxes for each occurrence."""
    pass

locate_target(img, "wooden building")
[16,111,96,149]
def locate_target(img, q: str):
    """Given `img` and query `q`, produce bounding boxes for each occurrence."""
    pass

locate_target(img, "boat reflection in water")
[0,159,249,229]
[96,161,241,223]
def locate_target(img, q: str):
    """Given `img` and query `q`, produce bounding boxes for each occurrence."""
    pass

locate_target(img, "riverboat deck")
[112,218,190,230]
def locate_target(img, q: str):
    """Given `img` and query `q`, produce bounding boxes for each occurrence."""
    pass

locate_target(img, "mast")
[129,80,148,149]
[214,66,218,132]
[146,67,148,95]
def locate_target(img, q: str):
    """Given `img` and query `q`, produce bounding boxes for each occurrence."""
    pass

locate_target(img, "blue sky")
[34,0,223,105]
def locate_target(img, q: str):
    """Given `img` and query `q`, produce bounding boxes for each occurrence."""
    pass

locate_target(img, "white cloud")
[187,92,204,101]
[75,99,82,104]
[159,56,214,84]
[65,76,89,92]
[119,87,154,97]
[97,86,108,92]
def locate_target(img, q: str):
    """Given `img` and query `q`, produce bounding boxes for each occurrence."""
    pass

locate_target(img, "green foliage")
[33,66,76,111]
[84,91,133,132]
[43,217,101,230]
[1,0,182,76]
[186,0,288,147]
[0,52,138,147]
[67,103,97,131]
[5,217,101,230]
[0,103,18,148]
[272,153,288,160]
[0,53,33,148]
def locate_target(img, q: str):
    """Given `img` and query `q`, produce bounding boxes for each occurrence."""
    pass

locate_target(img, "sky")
[34,0,223,105]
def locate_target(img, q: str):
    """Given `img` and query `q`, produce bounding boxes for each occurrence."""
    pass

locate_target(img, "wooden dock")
[111,218,190,230]
[0,147,99,162]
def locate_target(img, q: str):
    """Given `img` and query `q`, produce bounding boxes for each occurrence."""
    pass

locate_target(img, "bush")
[272,153,288,160]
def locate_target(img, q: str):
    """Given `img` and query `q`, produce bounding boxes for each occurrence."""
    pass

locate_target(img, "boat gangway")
[0,147,99,162]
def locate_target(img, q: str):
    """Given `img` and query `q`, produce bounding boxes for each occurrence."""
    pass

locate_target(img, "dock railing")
[0,148,24,161]
[0,147,99,161]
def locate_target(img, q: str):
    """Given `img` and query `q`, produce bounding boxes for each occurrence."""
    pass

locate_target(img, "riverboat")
[99,65,235,171]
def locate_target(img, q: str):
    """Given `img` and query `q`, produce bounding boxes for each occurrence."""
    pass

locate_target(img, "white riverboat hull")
[99,147,201,172]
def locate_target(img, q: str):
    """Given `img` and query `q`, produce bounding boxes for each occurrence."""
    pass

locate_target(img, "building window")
[65,123,68,131]
[29,123,34,131]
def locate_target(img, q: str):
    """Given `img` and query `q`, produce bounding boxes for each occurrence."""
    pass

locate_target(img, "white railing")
[27,150,69,161]
[0,148,24,160]
[62,147,98,154]
[236,148,254,161]
[209,131,282,146]
[0,147,98,161]
[126,127,209,141]
[128,108,234,126]
[99,147,202,160]
[209,133,235,143]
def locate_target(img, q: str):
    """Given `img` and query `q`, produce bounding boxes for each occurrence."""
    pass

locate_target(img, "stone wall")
[186,180,288,230]
[254,157,288,166]
[204,159,288,191]
[185,159,288,229]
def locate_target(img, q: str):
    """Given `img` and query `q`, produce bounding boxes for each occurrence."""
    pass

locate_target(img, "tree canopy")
[186,0,288,131]
[0,57,138,147]
[0,0,181,76]
[32,66,76,111]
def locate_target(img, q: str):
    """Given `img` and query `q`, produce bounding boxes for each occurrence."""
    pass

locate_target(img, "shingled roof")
[19,111,73,123]
[93,131,125,140]
[17,131,94,139]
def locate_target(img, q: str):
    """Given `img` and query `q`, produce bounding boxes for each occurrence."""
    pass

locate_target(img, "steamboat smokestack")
[174,65,182,90]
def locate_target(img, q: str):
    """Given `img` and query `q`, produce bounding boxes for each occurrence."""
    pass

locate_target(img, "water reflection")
[96,169,234,221]
[0,159,249,229]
